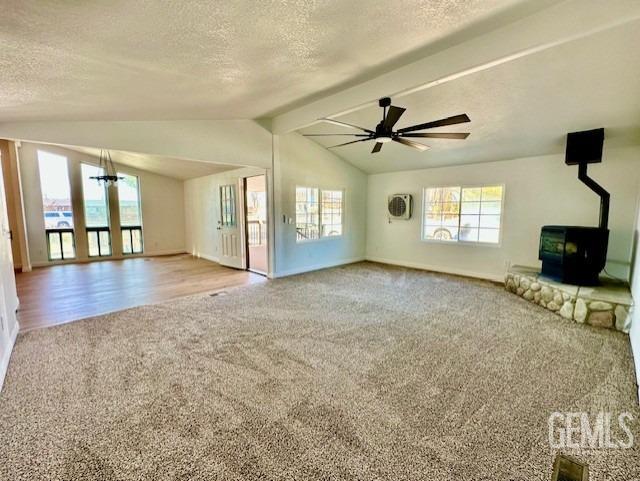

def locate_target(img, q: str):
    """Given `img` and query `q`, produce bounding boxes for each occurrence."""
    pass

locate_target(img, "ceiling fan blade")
[371,142,383,153]
[393,137,430,151]
[397,114,470,133]
[303,133,369,137]
[319,118,375,134]
[400,132,470,139]
[328,138,372,149]
[383,105,406,130]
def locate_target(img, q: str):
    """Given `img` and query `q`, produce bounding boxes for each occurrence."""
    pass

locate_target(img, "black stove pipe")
[577,162,610,230]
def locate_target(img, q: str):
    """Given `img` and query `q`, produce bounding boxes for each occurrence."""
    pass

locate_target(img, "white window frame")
[295,186,345,243]
[421,183,505,247]
[117,172,144,255]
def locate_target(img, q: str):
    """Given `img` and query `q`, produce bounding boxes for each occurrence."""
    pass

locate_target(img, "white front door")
[217,182,244,269]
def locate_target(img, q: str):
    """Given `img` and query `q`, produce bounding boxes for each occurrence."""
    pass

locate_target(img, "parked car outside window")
[44,211,73,229]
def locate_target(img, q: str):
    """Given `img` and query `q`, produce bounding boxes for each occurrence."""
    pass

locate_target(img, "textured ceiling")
[0,0,527,121]
[299,21,640,173]
[61,145,235,180]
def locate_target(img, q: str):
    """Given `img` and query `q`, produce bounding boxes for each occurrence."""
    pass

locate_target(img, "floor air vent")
[552,455,588,481]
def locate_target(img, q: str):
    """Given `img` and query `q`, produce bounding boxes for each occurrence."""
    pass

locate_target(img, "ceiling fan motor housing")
[379,97,392,108]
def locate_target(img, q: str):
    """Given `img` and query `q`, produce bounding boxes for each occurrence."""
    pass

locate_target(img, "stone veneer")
[505,266,632,333]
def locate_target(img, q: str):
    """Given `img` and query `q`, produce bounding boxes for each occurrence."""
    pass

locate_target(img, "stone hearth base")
[505,266,632,332]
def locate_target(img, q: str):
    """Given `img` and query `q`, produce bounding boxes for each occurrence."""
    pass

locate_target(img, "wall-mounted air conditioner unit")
[388,194,412,220]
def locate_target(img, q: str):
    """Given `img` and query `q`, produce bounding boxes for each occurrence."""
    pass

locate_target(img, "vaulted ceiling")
[298,20,640,173]
[0,0,536,121]
[1,0,639,176]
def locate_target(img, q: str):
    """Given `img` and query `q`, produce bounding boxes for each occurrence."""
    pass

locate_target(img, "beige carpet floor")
[1,262,639,480]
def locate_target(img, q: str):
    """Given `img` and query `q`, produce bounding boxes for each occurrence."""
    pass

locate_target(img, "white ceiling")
[0,0,533,122]
[299,20,640,173]
[61,145,235,180]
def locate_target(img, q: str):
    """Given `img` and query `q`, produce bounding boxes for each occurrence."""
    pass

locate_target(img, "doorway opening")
[244,175,267,275]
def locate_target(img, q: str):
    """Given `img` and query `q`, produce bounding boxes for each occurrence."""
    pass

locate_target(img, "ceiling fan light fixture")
[377,136,392,143]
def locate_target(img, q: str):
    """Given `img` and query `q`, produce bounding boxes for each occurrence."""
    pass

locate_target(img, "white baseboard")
[365,256,504,283]
[273,256,366,278]
[192,252,220,264]
[0,320,19,392]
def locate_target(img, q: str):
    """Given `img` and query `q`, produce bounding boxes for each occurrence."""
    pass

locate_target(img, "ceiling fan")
[304,97,470,153]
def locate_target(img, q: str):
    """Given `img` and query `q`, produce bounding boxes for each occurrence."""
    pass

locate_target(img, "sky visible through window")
[38,150,74,229]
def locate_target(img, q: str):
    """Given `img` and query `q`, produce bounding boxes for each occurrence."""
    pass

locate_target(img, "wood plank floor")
[15,254,266,331]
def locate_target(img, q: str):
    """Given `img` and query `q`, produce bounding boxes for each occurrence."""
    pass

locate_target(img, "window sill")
[421,238,502,248]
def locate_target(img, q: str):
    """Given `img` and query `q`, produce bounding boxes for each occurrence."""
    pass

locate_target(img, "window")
[117,173,143,254]
[296,187,319,241]
[81,164,111,257]
[296,187,344,242]
[219,184,236,227]
[38,151,75,260]
[423,185,503,244]
[321,190,343,237]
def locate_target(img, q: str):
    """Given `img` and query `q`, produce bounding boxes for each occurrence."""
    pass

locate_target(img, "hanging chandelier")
[90,150,123,186]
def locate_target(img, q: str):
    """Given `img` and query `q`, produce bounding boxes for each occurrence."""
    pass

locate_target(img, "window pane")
[441,202,460,216]
[425,188,444,203]
[480,215,501,229]
[132,228,143,253]
[441,187,460,202]
[442,213,459,227]
[219,184,236,227]
[424,213,442,225]
[48,233,62,260]
[122,230,132,254]
[460,227,479,242]
[99,230,112,256]
[480,201,501,215]
[460,202,480,214]
[481,185,503,201]
[479,228,500,243]
[321,190,343,237]
[296,187,319,241]
[38,151,74,229]
[460,214,480,228]
[61,232,75,258]
[423,187,461,242]
[87,231,100,256]
[81,164,110,227]
[424,225,458,241]
[118,174,142,226]
[462,187,482,201]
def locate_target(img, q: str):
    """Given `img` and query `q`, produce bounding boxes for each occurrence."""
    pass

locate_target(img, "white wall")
[184,166,265,264]
[273,133,367,276]
[367,147,640,282]
[18,142,185,266]
[184,133,367,278]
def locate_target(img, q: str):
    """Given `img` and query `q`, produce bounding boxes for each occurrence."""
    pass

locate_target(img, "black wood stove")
[539,129,609,286]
